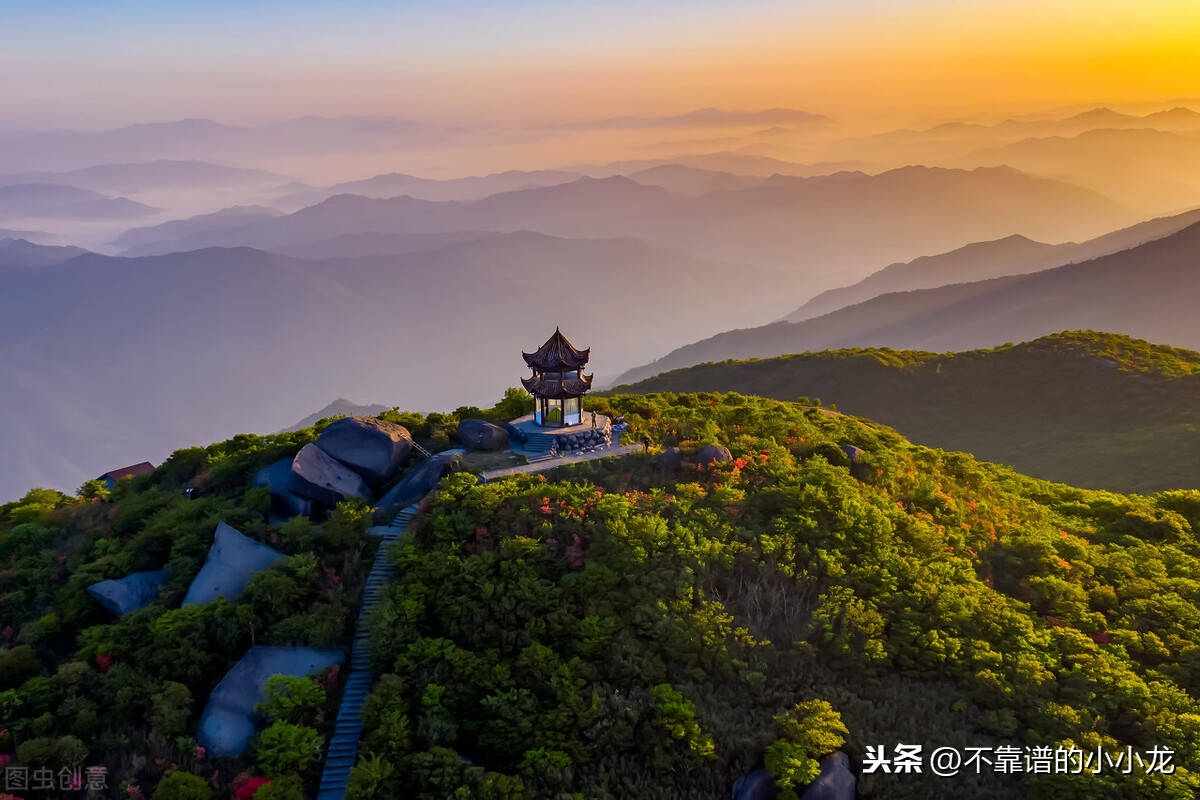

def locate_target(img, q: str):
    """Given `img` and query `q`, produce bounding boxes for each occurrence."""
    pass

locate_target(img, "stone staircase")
[521,432,557,461]
[316,503,418,800]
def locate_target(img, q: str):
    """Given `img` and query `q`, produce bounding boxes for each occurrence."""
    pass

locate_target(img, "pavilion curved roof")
[522,373,593,399]
[523,327,590,371]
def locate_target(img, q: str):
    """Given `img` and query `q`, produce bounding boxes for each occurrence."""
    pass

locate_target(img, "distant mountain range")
[570,151,870,178]
[615,219,1200,383]
[273,169,583,210]
[279,399,391,432]
[958,127,1200,215]
[0,238,89,268]
[113,205,283,255]
[788,206,1200,321]
[829,105,1200,165]
[126,166,1132,297]
[0,116,462,172]
[0,232,783,500]
[555,107,831,130]
[613,331,1200,493]
[0,183,157,221]
[0,159,288,193]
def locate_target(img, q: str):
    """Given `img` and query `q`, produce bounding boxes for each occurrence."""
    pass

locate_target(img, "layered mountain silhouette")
[788,206,1200,321]
[827,105,1200,166]
[0,238,88,268]
[128,167,1131,297]
[113,205,283,255]
[613,331,1200,493]
[0,233,783,500]
[0,184,157,220]
[615,220,1200,383]
[958,127,1200,214]
[274,169,583,210]
[556,107,831,130]
[0,160,288,193]
[0,116,462,171]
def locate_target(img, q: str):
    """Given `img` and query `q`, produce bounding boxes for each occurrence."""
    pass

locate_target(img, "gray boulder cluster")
[456,418,509,450]
[196,645,344,756]
[377,449,465,514]
[696,444,733,466]
[86,569,168,616]
[182,522,286,606]
[552,419,609,455]
[254,416,413,519]
[556,427,612,453]
[87,520,286,616]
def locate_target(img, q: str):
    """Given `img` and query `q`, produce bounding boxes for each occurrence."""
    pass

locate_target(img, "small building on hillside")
[97,461,155,489]
[522,327,593,427]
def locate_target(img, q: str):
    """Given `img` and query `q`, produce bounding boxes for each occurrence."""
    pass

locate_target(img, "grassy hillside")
[349,392,1200,799]
[6,390,1200,799]
[611,331,1200,493]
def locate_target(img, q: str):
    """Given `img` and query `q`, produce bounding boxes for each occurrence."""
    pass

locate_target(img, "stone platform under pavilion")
[508,411,610,440]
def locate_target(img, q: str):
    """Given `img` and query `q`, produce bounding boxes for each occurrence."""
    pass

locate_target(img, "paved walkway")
[480,441,642,482]
[315,504,418,800]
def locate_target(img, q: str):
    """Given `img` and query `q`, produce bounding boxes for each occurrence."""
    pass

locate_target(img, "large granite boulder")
[376,449,465,513]
[657,446,684,473]
[732,768,777,800]
[696,444,733,466]
[840,445,865,464]
[456,419,509,451]
[251,457,313,519]
[196,646,344,757]
[288,443,373,506]
[505,422,528,446]
[800,752,856,800]
[87,569,167,616]
[315,417,412,485]
[182,522,286,606]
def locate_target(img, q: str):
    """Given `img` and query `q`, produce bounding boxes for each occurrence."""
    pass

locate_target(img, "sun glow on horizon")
[2,0,1199,130]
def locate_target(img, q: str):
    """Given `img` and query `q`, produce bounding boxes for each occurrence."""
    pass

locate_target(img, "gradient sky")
[3,0,1200,129]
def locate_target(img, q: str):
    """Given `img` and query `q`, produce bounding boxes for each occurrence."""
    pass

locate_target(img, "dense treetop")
[5,389,1200,799]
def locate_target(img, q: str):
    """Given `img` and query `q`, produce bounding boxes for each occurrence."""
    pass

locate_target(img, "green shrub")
[152,770,213,800]
[256,721,323,777]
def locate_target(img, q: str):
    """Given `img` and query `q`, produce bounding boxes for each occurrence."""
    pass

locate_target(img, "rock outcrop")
[87,569,168,616]
[288,443,373,506]
[182,522,286,606]
[251,457,313,520]
[657,446,684,473]
[196,646,344,756]
[800,751,856,800]
[840,444,865,464]
[505,422,529,446]
[731,767,777,799]
[696,444,733,466]
[376,449,465,513]
[456,418,509,451]
[315,416,412,485]
[556,427,612,453]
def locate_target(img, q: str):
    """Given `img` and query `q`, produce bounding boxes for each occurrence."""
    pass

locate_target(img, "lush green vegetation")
[0,394,536,798]
[349,391,1200,799]
[7,385,1200,799]
[609,331,1200,494]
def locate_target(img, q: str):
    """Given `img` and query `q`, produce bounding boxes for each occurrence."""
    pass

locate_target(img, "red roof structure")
[98,461,156,484]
